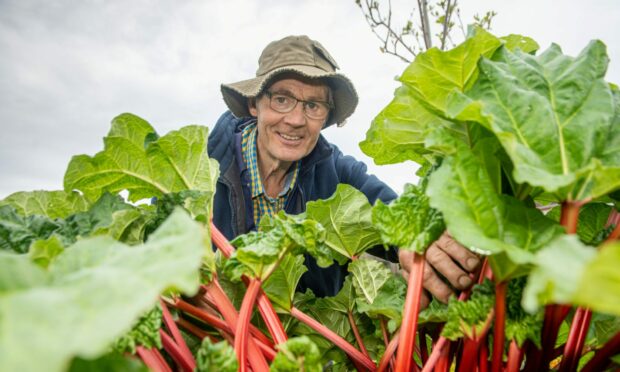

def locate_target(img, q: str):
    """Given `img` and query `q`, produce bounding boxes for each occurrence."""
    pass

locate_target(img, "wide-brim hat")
[221,35,358,127]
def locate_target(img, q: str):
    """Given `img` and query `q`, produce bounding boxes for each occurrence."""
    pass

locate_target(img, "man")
[208,35,479,305]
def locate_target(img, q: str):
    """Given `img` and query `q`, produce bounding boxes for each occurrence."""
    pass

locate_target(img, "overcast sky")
[1,0,619,199]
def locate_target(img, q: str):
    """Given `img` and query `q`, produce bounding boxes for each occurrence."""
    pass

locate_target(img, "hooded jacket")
[208,111,397,297]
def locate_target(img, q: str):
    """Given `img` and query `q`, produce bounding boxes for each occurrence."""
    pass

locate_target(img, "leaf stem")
[377,331,399,372]
[348,310,371,358]
[582,331,620,372]
[505,339,523,372]
[136,346,172,372]
[159,329,196,372]
[289,306,376,371]
[395,252,425,372]
[159,299,194,366]
[479,339,489,372]
[491,280,507,372]
[234,278,263,372]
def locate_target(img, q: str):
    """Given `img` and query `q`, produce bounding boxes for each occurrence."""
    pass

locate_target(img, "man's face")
[249,77,329,165]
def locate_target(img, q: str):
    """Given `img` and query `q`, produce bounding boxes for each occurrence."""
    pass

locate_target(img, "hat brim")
[221,65,358,127]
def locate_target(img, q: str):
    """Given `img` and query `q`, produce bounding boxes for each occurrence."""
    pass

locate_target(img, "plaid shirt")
[241,123,300,227]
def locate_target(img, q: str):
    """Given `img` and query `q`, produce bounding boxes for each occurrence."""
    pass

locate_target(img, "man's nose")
[284,102,306,127]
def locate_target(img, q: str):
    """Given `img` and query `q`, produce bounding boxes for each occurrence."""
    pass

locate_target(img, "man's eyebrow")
[270,88,328,101]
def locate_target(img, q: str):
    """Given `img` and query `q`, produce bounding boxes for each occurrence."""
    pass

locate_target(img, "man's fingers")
[425,243,472,290]
[422,261,454,303]
[398,249,415,275]
[436,232,480,272]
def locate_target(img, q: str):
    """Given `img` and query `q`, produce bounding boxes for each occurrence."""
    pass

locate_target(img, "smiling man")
[209,35,479,301]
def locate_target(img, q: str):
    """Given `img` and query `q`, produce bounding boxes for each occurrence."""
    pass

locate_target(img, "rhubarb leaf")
[448,41,620,200]
[64,113,219,203]
[68,353,148,372]
[574,241,620,316]
[373,183,444,254]
[522,235,597,312]
[0,209,205,372]
[305,184,381,260]
[112,305,162,354]
[195,338,238,372]
[500,34,539,54]
[356,275,406,325]
[271,336,322,372]
[418,298,449,324]
[0,205,62,254]
[29,235,64,268]
[262,254,307,312]
[349,258,391,304]
[427,148,564,280]
[0,190,90,219]
[441,280,495,340]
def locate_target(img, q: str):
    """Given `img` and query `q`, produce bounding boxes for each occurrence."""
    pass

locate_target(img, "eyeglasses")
[264,91,332,120]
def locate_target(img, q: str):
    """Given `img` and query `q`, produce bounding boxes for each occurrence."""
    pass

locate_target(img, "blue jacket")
[208,111,397,297]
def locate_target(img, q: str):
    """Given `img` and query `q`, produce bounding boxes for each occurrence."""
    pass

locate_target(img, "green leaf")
[418,298,449,324]
[441,280,495,340]
[28,234,65,268]
[356,275,406,325]
[112,305,162,354]
[360,28,504,166]
[64,113,219,203]
[271,336,322,372]
[500,34,539,54]
[427,149,565,281]
[195,338,238,372]
[305,184,382,260]
[0,205,62,254]
[0,209,205,372]
[522,235,597,313]
[0,252,48,293]
[262,254,307,312]
[0,190,90,219]
[574,241,620,316]
[68,353,148,372]
[373,183,444,253]
[348,258,391,304]
[447,41,620,200]
[400,27,502,115]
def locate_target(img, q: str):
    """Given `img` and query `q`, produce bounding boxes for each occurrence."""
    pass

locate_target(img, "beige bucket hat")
[221,35,358,127]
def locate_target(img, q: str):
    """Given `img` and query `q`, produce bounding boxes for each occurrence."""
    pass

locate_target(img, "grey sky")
[1,0,619,198]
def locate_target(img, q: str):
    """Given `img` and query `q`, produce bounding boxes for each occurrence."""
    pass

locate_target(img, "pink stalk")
[234,278,263,372]
[506,340,523,372]
[458,338,480,372]
[582,331,620,372]
[421,335,449,372]
[435,341,452,372]
[160,329,195,372]
[290,306,376,371]
[395,252,426,372]
[136,346,172,372]
[560,307,588,372]
[377,331,399,372]
[211,222,288,345]
[348,310,370,358]
[205,280,270,371]
[491,281,508,372]
[159,299,194,365]
[173,297,232,334]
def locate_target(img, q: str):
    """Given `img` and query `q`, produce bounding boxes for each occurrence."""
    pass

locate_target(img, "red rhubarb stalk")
[211,222,288,345]
[205,280,270,371]
[234,278,263,372]
[160,329,196,372]
[491,280,508,372]
[173,298,231,333]
[560,307,587,372]
[506,339,523,372]
[290,306,376,371]
[159,299,194,365]
[419,329,429,364]
[348,310,370,358]
[395,252,425,372]
[377,331,399,372]
[479,338,489,372]
[136,346,172,372]
[582,331,620,372]
[435,341,452,372]
[458,338,480,372]
[572,309,593,369]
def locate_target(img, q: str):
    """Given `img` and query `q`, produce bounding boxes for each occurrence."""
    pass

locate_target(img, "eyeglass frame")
[262,90,333,120]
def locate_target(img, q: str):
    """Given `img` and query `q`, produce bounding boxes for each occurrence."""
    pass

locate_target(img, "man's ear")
[248,97,258,117]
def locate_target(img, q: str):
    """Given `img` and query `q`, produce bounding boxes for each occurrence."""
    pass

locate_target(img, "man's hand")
[399,231,480,306]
